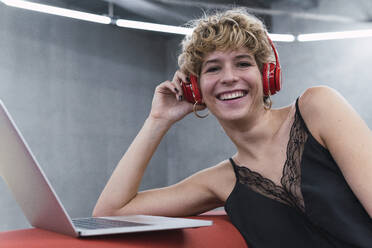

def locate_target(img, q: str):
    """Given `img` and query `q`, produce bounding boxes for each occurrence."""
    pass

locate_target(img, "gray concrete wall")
[0,4,169,231]
[272,38,372,125]
[271,0,372,124]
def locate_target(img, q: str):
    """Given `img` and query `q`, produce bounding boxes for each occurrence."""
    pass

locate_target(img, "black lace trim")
[234,106,308,212]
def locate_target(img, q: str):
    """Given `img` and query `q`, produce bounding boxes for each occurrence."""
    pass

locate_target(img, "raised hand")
[149,71,194,125]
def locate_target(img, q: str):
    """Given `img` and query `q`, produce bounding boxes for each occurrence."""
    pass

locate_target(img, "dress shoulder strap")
[295,97,311,134]
[229,158,240,179]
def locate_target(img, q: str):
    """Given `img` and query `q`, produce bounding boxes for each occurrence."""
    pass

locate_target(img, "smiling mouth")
[217,90,248,101]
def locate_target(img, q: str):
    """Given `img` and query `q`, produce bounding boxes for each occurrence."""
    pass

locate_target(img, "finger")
[164,80,186,102]
[171,72,183,97]
[173,70,188,84]
[156,80,177,95]
[172,71,187,97]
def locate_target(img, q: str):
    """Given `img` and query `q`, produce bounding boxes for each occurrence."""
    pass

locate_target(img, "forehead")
[203,47,255,63]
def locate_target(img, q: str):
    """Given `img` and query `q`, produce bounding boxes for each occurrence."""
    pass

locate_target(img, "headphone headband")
[267,35,281,71]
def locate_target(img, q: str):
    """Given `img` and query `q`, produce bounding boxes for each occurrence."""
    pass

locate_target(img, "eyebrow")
[203,54,254,67]
[235,54,254,60]
[202,59,219,67]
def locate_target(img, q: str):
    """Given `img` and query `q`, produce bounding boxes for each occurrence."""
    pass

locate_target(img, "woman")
[93,8,372,247]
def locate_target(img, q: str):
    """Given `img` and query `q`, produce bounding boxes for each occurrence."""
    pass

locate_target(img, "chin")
[214,108,250,123]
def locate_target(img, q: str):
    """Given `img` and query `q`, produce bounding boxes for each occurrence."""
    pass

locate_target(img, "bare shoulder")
[193,159,235,187]
[298,86,355,148]
[298,85,344,111]
[191,159,236,203]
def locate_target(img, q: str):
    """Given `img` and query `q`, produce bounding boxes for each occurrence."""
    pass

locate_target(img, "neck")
[218,108,285,161]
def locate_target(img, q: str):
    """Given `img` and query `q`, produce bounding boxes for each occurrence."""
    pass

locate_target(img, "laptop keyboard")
[72,217,150,230]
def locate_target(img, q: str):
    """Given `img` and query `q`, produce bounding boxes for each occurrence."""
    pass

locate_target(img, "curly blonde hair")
[178,8,274,77]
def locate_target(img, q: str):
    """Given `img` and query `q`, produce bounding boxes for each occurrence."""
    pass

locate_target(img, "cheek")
[246,70,263,90]
[199,79,216,107]
[199,77,212,96]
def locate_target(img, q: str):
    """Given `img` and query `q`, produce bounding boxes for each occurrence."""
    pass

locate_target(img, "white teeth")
[219,91,246,100]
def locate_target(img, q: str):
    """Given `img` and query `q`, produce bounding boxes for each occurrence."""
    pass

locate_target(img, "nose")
[220,66,238,85]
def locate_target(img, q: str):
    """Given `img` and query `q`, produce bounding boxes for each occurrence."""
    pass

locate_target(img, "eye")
[237,61,252,67]
[205,66,220,73]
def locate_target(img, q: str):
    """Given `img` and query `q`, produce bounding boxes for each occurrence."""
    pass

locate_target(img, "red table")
[0,212,247,248]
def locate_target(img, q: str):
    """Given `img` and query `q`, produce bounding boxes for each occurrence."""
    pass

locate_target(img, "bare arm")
[299,86,372,218]
[92,116,169,217]
[93,72,221,217]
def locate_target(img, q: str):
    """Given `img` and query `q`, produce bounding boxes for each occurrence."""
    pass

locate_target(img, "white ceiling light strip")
[268,33,295,42]
[298,29,372,42]
[0,0,111,24]
[116,19,295,42]
[115,19,193,35]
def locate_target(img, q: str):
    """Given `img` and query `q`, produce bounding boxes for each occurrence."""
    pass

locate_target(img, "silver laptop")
[0,99,212,237]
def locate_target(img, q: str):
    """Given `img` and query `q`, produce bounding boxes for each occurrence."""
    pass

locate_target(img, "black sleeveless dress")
[224,99,372,248]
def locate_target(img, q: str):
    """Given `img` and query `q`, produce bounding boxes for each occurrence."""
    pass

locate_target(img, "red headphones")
[181,35,281,104]
[181,74,203,104]
[262,36,282,96]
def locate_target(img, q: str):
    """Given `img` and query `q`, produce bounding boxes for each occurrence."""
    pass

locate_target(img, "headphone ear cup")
[262,63,270,96]
[274,66,282,93]
[268,62,277,95]
[181,81,195,103]
[189,74,203,104]
[263,62,280,95]
[181,75,203,104]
